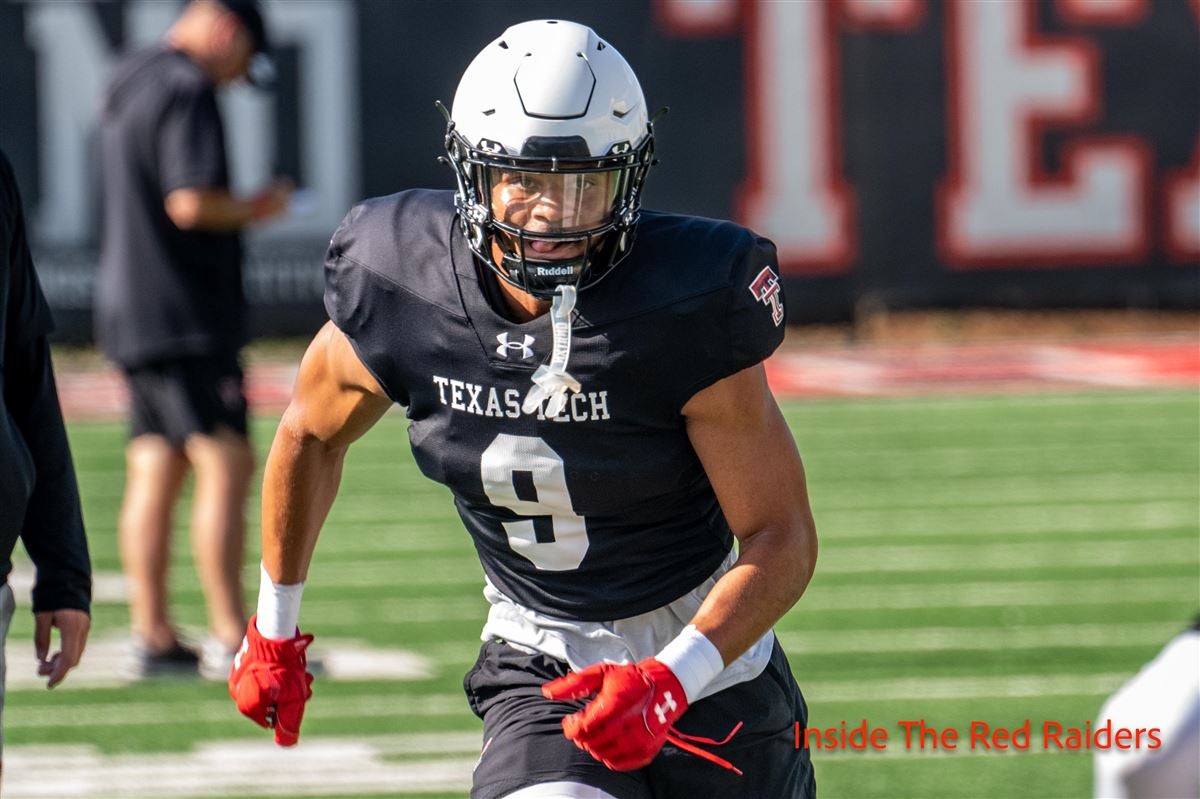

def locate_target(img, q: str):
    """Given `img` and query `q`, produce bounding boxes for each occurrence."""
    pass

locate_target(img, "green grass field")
[7,391,1198,798]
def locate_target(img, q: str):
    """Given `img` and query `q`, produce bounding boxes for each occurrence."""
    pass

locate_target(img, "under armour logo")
[496,332,535,360]
[654,691,678,725]
[748,266,785,327]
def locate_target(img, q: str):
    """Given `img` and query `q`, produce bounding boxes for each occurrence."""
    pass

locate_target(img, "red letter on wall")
[656,0,856,275]
[1164,1,1200,262]
[938,0,1151,267]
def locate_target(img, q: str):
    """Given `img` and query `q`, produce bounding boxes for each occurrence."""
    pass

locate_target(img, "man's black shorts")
[464,638,816,799]
[123,354,248,445]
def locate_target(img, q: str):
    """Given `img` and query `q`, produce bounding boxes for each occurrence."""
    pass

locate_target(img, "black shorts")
[123,354,248,445]
[464,638,816,799]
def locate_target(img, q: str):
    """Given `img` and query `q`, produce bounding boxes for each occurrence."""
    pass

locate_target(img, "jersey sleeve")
[676,234,786,407]
[157,85,227,195]
[322,205,410,406]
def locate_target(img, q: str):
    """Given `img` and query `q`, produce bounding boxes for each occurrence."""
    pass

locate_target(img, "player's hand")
[542,658,688,771]
[228,615,314,746]
[34,609,90,688]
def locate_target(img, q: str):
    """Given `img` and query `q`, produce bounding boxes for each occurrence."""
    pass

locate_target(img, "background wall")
[0,0,1197,341]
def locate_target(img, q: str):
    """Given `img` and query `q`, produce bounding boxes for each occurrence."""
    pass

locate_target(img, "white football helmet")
[441,19,660,298]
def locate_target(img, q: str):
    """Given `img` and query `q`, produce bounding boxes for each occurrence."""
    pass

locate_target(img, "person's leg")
[119,433,189,652]
[185,426,254,651]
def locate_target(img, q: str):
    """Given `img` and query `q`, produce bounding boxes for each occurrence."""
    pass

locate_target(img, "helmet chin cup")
[496,228,598,299]
[501,252,586,299]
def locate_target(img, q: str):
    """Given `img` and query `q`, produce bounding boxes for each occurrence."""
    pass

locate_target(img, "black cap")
[216,0,269,54]
[214,0,275,87]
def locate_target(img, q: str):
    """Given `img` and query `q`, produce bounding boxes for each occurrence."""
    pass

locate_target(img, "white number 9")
[480,434,589,571]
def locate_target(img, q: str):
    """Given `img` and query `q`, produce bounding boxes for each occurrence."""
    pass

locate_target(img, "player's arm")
[230,320,390,746]
[681,361,817,663]
[543,363,815,772]
[261,320,392,584]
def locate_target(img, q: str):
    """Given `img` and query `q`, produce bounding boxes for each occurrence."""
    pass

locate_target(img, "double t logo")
[748,266,785,327]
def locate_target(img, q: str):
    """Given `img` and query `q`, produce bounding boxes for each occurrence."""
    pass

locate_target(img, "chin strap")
[522,285,581,417]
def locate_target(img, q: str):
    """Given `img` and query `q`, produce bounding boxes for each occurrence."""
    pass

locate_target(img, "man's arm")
[7,338,92,604]
[681,362,818,664]
[164,180,290,232]
[261,320,392,585]
[8,336,93,688]
[2,147,92,688]
[156,82,291,232]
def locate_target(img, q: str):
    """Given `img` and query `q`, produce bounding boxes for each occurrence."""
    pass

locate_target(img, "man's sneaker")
[126,640,200,679]
[200,637,239,682]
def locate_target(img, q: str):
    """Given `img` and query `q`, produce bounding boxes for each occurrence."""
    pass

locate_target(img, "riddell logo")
[534,265,574,277]
[749,266,785,326]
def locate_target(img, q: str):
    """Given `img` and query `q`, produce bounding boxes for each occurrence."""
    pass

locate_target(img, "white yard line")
[3,632,433,690]
[285,536,1194,588]
[303,576,1198,629]
[816,537,1196,573]
[7,672,1131,732]
[2,735,478,798]
[776,621,1182,654]
[1,722,1096,799]
[792,576,1197,611]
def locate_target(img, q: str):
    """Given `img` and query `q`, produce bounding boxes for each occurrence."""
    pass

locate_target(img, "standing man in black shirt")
[96,0,290,678]
[0,147,93,765]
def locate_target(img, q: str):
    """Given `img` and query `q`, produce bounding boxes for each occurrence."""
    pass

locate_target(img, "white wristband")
[255,562,305,640]
[655,624,725,703]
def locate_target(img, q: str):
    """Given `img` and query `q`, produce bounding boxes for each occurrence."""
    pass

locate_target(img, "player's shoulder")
[637,210,763,284]
[326,189,461,314]
[580,210,772,325]
[638,209,757,254]
[329,188,456,275]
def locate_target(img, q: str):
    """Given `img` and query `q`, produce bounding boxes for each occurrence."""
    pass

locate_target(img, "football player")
[230,19,818,799]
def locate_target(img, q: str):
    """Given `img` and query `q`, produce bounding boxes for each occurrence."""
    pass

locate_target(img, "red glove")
[228,615,315,746]
[542,658,688,771]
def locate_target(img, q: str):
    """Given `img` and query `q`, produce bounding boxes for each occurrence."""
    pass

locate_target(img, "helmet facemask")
[441,117,657,299]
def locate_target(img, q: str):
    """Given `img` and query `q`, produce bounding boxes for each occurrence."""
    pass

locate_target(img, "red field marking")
[57,364,299,421]
[56,338,1198,420]
[764,337,1199,397]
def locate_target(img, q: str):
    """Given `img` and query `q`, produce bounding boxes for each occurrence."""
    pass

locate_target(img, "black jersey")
[325,190,785,621]
[96,46,244,367]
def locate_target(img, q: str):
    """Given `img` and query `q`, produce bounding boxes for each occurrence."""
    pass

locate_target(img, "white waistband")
[479,549,775,702]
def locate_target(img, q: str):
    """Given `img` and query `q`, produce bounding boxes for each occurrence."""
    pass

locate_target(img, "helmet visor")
[487,167,622,236]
